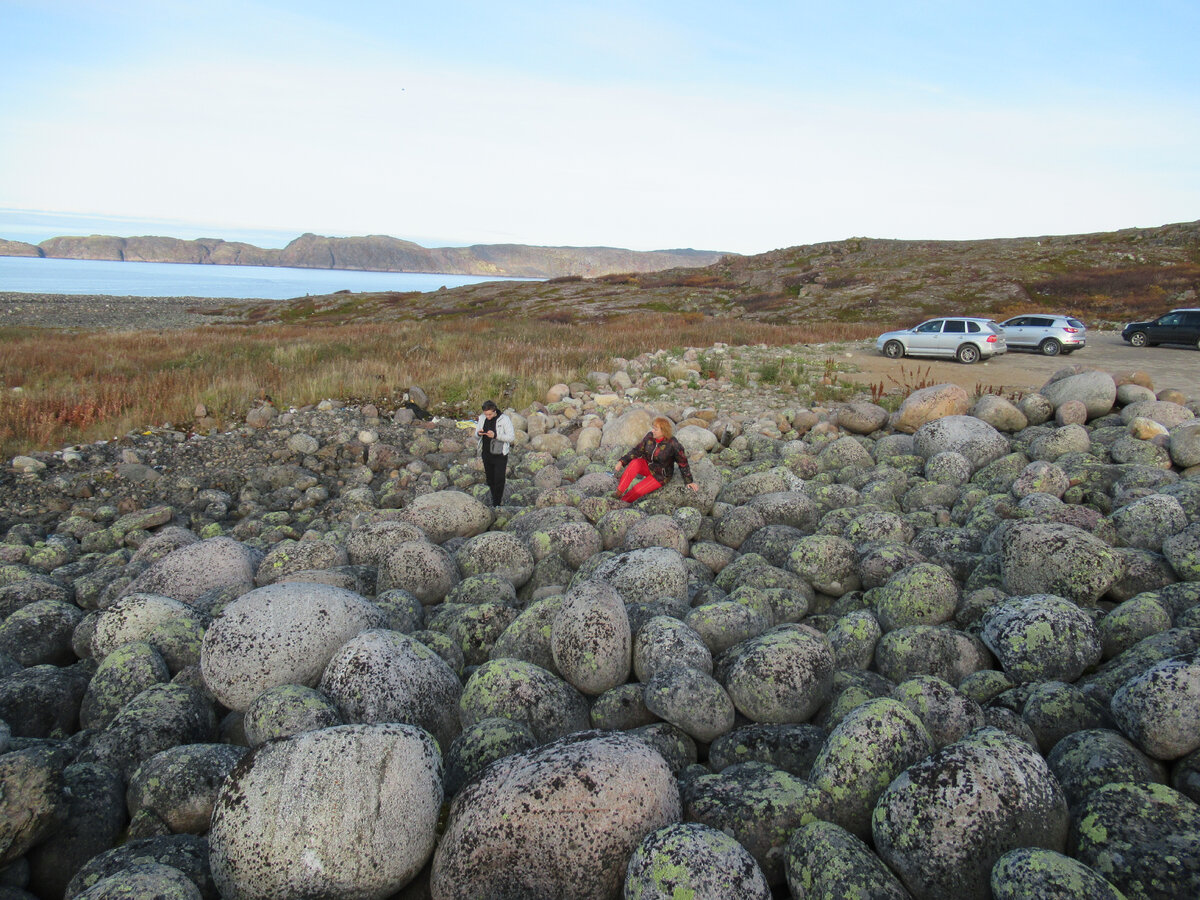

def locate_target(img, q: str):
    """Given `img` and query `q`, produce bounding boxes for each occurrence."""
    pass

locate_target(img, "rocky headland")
[0,233,728,279]
[1,347,1199,899]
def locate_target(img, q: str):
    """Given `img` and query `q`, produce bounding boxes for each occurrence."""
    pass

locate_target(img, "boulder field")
[1,350,1199,900]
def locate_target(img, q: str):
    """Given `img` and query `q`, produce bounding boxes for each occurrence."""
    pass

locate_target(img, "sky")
[1,1,1198,255]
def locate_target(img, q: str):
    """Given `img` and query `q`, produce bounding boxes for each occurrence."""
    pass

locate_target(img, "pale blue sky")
[1,0,1197,253]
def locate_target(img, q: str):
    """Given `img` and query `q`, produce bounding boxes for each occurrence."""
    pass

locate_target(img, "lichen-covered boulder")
[200,582,386,711]
[1169,420,1200,469]
[913,415,1010,472]
[242,684,342,747]
[601,408,656,449]
[682,761,831,885]
[786,535,860,596]
[0,662,90,738]
[875,625,993,686]
[990,847,1126,900]
[459,658,590,743]
[623,514,690,556]
[825,609,882,670]
[980,594,1103,683]
[624,822,770,900]
[63,834,214,900]
[1000,522,1121,605]
[91,594,209,673]
[634,616,712,681]
[1046,728,1167,813]
[685,601,771,656]
[722,625,835,724]
[643,666,735,743]
[210,724,442,900]
[1110,650,1200,760]
[426,600,518,666]
[869,563,959,632]
[489,596,563,673]
[122,537,261,607]
[443,717,538,797]
[1020,680,1111,754]
[785,820,911,900]
[127,744,246,835]
[81,641,171,730]
[873,728,1069,900]
[584,547,689,615]
[1112,494,1189,553]
[1162,523,1200,581]
[77,684,218,782]
[1100,594,1173,660]
[255,539,349,586]
[0,598,83,666]
[892,675,985,748]
[377,540,460,604]
[74,863,203,900]
[0,745,69,867]
[745,491,820,532]
[1069,781,1200,900]
[453,531,535,587]
[344,519,427,566]
[551,579,631,696]
[319,629,463,749]
[707,723,827,778]
[970,394,1028,433]
[431,731,680,899]
[838,401,890,435]
[396,490,492,543]
[808,697,934,837]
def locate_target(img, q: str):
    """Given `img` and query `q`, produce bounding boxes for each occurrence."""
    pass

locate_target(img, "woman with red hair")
[614,416,699,503]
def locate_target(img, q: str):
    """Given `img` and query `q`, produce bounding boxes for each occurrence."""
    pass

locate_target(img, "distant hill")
[0,232,729,278]
[228,220,1200,328]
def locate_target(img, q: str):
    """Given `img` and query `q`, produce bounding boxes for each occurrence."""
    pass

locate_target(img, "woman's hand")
[614,461,624,473]
[687,482,699,492]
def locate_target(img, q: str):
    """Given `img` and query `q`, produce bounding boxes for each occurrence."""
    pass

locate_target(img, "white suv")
[999,314,1086,356]
[876,317,1007,364]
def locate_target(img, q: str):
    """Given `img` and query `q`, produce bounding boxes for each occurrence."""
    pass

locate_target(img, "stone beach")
[1,344,1199,899]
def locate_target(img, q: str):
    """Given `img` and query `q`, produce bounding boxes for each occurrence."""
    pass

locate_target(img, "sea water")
[0,255,532,299]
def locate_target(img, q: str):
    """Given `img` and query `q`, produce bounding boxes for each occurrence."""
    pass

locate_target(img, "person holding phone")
[476,400,515,505]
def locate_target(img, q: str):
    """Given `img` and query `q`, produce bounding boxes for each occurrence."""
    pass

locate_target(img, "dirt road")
[837,331,1200,399]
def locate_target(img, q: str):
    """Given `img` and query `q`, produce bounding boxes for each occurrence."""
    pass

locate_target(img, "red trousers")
[617,458,662,503]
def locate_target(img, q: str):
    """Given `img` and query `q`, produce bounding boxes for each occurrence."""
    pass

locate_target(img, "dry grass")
[0,313,877,457]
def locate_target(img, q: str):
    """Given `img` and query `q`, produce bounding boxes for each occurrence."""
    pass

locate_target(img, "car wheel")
[956,344,980,364]
[1129,331,1148,347]
[1039,339,1061,356]
[883,340,904,360]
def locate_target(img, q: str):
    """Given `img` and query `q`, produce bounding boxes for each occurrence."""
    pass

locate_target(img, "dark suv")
[1122,308,1200,349]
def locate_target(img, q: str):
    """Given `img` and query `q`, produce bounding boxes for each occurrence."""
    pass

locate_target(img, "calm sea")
[0,255,532,299]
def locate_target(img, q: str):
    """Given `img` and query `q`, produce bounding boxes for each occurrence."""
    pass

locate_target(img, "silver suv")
[999,314,1086,356]
[876,317,1007,364]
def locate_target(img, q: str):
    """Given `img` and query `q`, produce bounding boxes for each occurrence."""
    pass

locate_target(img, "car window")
[966,321,981,333]
[944,320,966,334]
[916,321,943,333]
[1184,312,1200,326]
[1006,317,1027,327]
[1159,313,1183,325]
[1030,318,1053,327]
[1067,318,1085,328]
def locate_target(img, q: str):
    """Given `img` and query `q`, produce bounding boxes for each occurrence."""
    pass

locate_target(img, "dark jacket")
[620,433,693,485]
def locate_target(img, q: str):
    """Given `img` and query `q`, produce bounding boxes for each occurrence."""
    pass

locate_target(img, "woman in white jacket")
[476,399,515,505]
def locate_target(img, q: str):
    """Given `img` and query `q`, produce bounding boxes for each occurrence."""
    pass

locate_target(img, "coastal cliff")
[3,233,728,278]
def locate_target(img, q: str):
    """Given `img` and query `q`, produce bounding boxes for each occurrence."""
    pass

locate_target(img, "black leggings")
[482,452,507,505]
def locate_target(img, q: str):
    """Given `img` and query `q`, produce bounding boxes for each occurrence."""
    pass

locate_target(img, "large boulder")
[1000,522,1121,605]
[126,743,246,835]
[601,408,655,450]
[722,625,835,723]
[1039,368,1117,419]
[377,540,461,604]
[210,724,442,900]
[459,658,590,742]
[785,820,912,900]
[397,491,492,544]
[1110,650,1200,760]
[585,547,689,615]
[891,384,970,434]
[200,582,386,711]
[873,728,1069,900]
[551,580,631,696]
[319,629,463,749]
[980,594,1103,684]
[454,532,535,588]
[624,822,770,900]
[913,415,1010,472]
[430,731,681,899]
[122,537,261,607]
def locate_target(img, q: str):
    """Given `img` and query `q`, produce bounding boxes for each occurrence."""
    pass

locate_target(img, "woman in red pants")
[614,417,699,503]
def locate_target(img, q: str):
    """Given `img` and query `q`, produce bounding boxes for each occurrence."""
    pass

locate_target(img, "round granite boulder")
[990,847,1126,900]
[459,658,590,743]
[1000,522,1121,605]
[396,490,492,543]
[431,731,680,899]
[443,717,539,797]
[376,540,460,604]
[872,727,1069,900]
[121,537,261,608]
[453,531,534,588]
[624,822,770,900]
[126,743,246,835]
[1046,728,1167,813]
[1111,494,1189,552]
[80,641,171,731]
[74,863,202,900]
[913,415,1010,472]
[1039,368,1117,419]
[200,582,386,711]
[551,579,631,696]
[1110,649,1200,760]
[785,820,911,900]
[980,594,1103,683]
[210,724,442,900]
[808,697,934,838]
[644,666,735,743]
[869,563,959,632]
[1069,781,1200,900]
[722,625,835,724]
[319,628,463,749]
[242,684,342,747]
[634,616,712,681]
